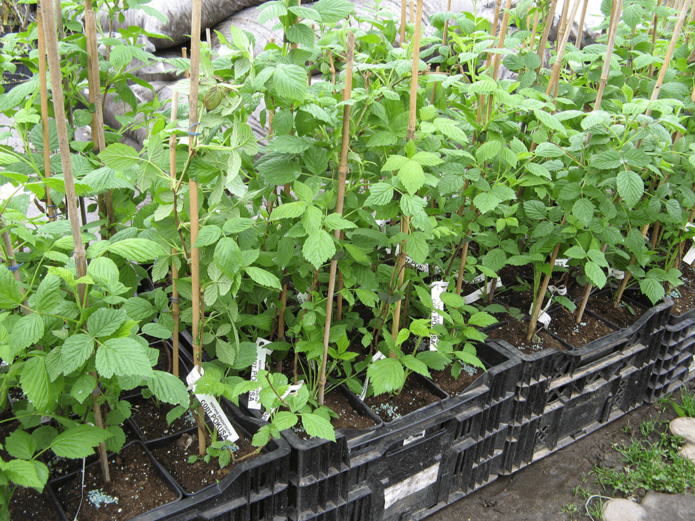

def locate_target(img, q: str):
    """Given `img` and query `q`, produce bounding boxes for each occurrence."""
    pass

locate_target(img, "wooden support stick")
[41,0,109,483]
[545,0,582,99]
[576,0,589,50]
[36,7,54,222]
[535,0,559,73]
[594,0,622,111]
[318,31,354,406]
[400,0,407,45]
[188,0,205,457]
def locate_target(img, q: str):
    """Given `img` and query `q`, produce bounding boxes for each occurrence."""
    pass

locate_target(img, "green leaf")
[300,412,336,442]
[639,277,665,305]
[245,267,282,291]
[482,248,506,272]
[87,257,119,283]
[32,275,60,313]
[96,338,154,379]
[622,148,650,168]
[476,140,502,163]
[10,313,44,350]
[533,110,566,135]
[51,425,111,459]
[61,334,95,374]
[0,267,23,309]
[273,65,308,102]
[591,150,622,170]
[617,170,644,208]
[21,356,54,411]
[99,143,140,171]
[194,225,222,248]
[0,459,48,492]
[468,311,497,327]
[367,358,405,395]
[525,200,547,219]
[441,292,464,308]
[147,370,189,406]
[401,354,430,377]
[572,199,594,227]
[314,0,354,23]
[564,245,586,259]
[273,411,299,431]
[406,232,429,265]
[535,142,564,158]
[302,205,323,235]
[215,237,244,279]
[585,261,607,288]
[142,323,172,339]
[124,297,156,322]
[398,159,425,196]
[71,373,97,404]
[323,214,357,231]
[303,230,335,270]
[108,239,166,262]
[87,308,127,337]
[365,183,394,206]
[223,218,254,234]
[268,135,313,154]
[525,163,552,180]
[257,1,288,23]
[271,201,307,220]
[286,23,316,46]
[474,192,500,214]
[587,249,609,267]
[5,430,37,460]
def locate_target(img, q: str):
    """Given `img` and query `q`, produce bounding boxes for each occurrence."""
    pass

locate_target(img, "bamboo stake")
[188,0,205,456]
[535,0,560,73]
[649,0,663,77]
[527,4,541,51]
[41,0,110,483]
[36,7,54,222]
[410,0,414,23]
[390,0,423,352]
[318,31,354,407]
[576,0,589,50]
[85,6,115,237]
[545,0,582,99]
[485,0,514,123]
[594,0,622,110]
[170,91,181,378]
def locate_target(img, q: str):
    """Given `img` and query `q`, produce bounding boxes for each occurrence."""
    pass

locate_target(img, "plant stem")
[614,224,650,306]
[318,31,354,407]
[170,91,181,378]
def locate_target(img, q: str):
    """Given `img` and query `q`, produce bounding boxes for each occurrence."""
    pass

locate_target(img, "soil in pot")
[131,397,197,440]
[668,261,695,316]
[487,319,568,355]
[54,443,178,521]
[545,308,618,348]
[151,431,260,494]
[365,377,441,422]
[10,487,59,521]
[585,292,645,328]
[430,364,484,396]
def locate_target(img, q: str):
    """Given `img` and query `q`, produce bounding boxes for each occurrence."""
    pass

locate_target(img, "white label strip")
[608,267,625,280]
[186,367,239,443]
[360,351,386,400]
[402,430,426,446]
[430,281,449,350]
[261,381,304,422]
[248,338,272,410]
[463,278,503,305]
[685,245,695,265]
[555,258,569,268]
[383,463,440,510]
[297,292,309,304]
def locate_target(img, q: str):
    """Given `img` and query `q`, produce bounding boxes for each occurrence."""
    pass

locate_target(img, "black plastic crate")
[644,319,695,403]
[292,485,373,521]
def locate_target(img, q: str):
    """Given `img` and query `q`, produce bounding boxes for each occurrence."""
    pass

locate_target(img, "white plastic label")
[248,338,272,410]
[538,312,552,328]
[608,267,625,280]
[463,278,503,305]
[297,292,309,304]
[186,367,239,442]
[555,258,570,268]
[685,245,695,266]
[383,463,440,510]
[360,351,386,400]
[261,381,304,422]
[430,281,449,350]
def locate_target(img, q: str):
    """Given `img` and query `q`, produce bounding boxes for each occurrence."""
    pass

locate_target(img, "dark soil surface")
[427,382,693,521]
[366,378,442,422]
[670,262,695,316]
[430,365,484,396]
[152,432,259,494]
[54,443,179,521]
[130,397,196,441]
[10,487,59,521]
[486,319,568,355]
[494,287,535,315]
[546,308,617,348]
[325,389,376,431]
[587,292,646,328]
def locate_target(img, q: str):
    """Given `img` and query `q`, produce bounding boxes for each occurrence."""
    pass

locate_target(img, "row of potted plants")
[1,0,695,518]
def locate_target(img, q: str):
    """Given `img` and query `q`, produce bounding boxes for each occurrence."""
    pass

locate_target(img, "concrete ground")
[428,381,695,521]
